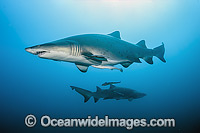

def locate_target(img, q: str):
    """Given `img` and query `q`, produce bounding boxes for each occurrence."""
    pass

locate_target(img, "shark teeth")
[35,51,47,56]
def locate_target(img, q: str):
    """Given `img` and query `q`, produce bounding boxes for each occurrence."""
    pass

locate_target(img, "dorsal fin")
[136,40,147,48]
[110,84,116,89]
[108,31,121,39]
[96,86,101,92]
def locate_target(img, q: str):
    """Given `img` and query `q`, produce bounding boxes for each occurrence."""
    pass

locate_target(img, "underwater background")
[0,0,200,133]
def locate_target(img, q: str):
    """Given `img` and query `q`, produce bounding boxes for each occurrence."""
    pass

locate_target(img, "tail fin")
[93,86,101,103]
[153,42,166,63]
[70,86,93,103]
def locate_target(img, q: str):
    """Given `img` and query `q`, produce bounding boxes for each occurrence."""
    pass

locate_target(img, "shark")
[25,31,166,72]
[70,85,146,103]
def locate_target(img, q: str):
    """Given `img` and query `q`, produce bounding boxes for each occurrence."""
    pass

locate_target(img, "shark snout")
[25,47,34,54]
[25,46,48,56]
[25,47,40,55]
[140,93,146,98]
[135,93,146,99]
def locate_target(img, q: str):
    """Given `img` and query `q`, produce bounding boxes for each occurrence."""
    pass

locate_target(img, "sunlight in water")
[53,0,173,25]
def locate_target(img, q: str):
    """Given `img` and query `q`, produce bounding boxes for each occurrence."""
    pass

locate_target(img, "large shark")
[70,85,146,103]
[25,31,166,72]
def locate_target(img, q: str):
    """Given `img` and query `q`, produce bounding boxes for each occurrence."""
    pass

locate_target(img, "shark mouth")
[35,51,48,56]
[25,47,49,56]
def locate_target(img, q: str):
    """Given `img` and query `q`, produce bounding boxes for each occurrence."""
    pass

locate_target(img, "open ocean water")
[0,0,200,133]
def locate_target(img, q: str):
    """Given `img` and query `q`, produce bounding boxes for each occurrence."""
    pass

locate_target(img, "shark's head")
[134,92,146,99]
[25,42,72,61]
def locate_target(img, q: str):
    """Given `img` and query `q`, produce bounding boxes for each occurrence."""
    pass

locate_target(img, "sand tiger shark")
[25,31,166,72]
[70,85,146,103]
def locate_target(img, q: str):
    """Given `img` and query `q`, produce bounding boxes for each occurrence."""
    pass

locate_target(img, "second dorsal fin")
[136,40,147,48]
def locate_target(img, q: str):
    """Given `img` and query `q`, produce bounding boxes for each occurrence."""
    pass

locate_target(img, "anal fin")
[143,56,153,64]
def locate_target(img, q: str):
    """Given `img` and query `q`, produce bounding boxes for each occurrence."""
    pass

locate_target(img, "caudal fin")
[70,86,93,103]
[153,42,166,63]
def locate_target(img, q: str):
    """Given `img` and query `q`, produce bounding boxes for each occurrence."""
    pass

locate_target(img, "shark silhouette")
[70,85,146,103]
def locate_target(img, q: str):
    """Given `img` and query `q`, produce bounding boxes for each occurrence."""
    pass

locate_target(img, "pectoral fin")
[82,52,107,64]
[91,55,107,61]
[75,64,89,73]
[113,91,124,96]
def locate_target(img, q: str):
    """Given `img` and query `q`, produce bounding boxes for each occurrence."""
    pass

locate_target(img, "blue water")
[0,0,200,133]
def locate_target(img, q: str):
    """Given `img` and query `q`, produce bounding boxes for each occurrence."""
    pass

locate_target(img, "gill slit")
[70,44,81,56]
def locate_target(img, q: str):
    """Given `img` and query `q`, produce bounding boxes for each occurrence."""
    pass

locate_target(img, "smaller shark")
[102,81,121,86]
[70,85,146,103]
